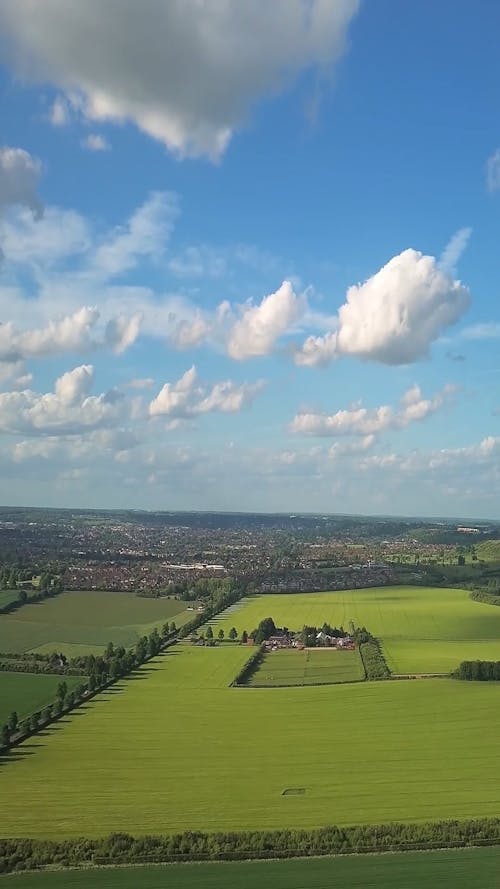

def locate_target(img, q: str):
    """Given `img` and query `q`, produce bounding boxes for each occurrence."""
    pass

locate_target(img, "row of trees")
[0,628,173,753]
[0,574,63,615]
[353,627,390,680]
[2,818,500,874]
[454,660,500,681]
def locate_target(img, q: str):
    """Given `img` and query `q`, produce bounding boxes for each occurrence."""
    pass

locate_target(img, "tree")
[43,705,52,723]
[30,712,40,732]
[8,711,18,733]
[218,628,225,641]
[170,621,177,634]
[206,626,214,640]
[56,680,67,701]
[161,621,170,637]
[105,641,115,660]
[241,630,248,644]
[1,724,11,748]
[229,627,238,641]
[18,589,28,605]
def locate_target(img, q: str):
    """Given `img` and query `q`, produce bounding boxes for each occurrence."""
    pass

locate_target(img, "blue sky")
[0,0,499,517]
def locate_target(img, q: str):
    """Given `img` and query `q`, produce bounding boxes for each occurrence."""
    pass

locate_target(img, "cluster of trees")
[354,628,390,680]
[197,625,239,645]
[469,583,500,607]
[299,623,348,647]
[454,660,500,681]
[138,576,238,602]
[2,818,500,874]
[0,650,84,676]
[251,617,278,643]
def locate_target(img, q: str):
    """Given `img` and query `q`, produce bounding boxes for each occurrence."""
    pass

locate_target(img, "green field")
[0,590,20,609]
[1,644,500,839]
[2,847,499,888]
[208,586,500,672]
[246,647,365,686]
[0,591,193,656]
[0,672,82,724]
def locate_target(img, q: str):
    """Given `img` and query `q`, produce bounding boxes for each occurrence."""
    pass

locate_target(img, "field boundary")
[2,818,500,874]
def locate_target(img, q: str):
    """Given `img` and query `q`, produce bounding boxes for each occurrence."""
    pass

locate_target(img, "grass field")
[0,590,20,609]
[1,644,500,839]
[2,847,499,888]
[207,586,500,672]
[246,647,365,686]
[0,591,193,656]
[0,672,82,724]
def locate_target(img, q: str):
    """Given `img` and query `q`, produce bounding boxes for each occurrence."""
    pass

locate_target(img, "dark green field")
[1,847,499,888]
[0,672,82,725]
[247,647,365,686]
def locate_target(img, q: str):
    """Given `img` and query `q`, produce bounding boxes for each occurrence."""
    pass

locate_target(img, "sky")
[0,0,499,518]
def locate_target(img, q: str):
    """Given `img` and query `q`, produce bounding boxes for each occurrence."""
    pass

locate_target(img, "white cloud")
[1,205,90,265]
[459,322,500,341]
[0,0,359,158]
[149,365,263,419]
[290,383,455,437]
[439,227,471,275]
[486,148,500,192]
[0,365,124,435]
[227,280,306,360]
[82,133,110,152]
[105,313,142,354]
[93,191,178,277]
[0,146,43,218]
[294,248,470,367]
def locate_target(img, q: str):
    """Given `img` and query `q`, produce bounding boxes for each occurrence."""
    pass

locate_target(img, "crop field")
[1,644,500,839]
[246,647,365,686]
[0,672,82,724]
[3,847,499,888]
[207,586,500,672]
[0,591,193,656]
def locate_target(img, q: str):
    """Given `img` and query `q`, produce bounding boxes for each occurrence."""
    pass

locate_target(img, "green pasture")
[0,591,193,656]
[208,586,500,672]
[475,539,500,562]
[2,847,499,888]
[0,672,82,725]
[246,647,365,686]
[1,645,500,839]
[0,590,19,609]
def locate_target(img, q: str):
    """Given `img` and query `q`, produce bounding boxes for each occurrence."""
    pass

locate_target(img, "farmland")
[1,644,500,839]
[2,847,499,888]
[246,647,365,686]
[0,591,193,656]
[208,586,500,672]
[0,673,82,725]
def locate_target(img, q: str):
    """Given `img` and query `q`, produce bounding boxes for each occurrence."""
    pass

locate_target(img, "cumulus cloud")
[0,365,124,435]
[294,249,470,367]
[227,280,306,360]
[0,306,141,362]
[0,1,359,158]
[149,366,264,419]
[0,146,43,218]
[290,383,455,437]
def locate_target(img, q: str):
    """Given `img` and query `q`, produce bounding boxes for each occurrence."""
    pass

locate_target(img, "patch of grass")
[0,591,193,656]
[0,672,82,724]
[2,847,500,888]
[209,587,500,673]
[476,539,500,562]
[0,589,19,608]
[1,646,500,838]
[246,648,365,687]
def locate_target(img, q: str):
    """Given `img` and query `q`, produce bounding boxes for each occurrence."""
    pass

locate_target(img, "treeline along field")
[1,845,499,887]
[1,645,500,838]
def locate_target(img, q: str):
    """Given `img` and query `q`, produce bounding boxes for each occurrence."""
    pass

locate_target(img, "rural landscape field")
[209,586,500,673]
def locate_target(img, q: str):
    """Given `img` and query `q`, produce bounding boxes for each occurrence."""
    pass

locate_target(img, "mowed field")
[0,591,193,656]
[3,847,499,889]
[246,647,365,687]
[1,644,500,839]
[208,586,500,672]
[0,672,82,724]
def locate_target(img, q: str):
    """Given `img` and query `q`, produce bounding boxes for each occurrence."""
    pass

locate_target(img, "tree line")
[0,570,63,615]
[454,660,500,681]
[1,817,500,874]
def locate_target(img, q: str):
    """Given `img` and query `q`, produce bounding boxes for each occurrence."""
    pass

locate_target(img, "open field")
[2,847,500,888]
[0,590,19,609]
[0,591,193,656]
[1,645,500,839]
[0,673,82,725]
[246,647,365,686]
[207,586,500,672]
[474,539,500,562]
